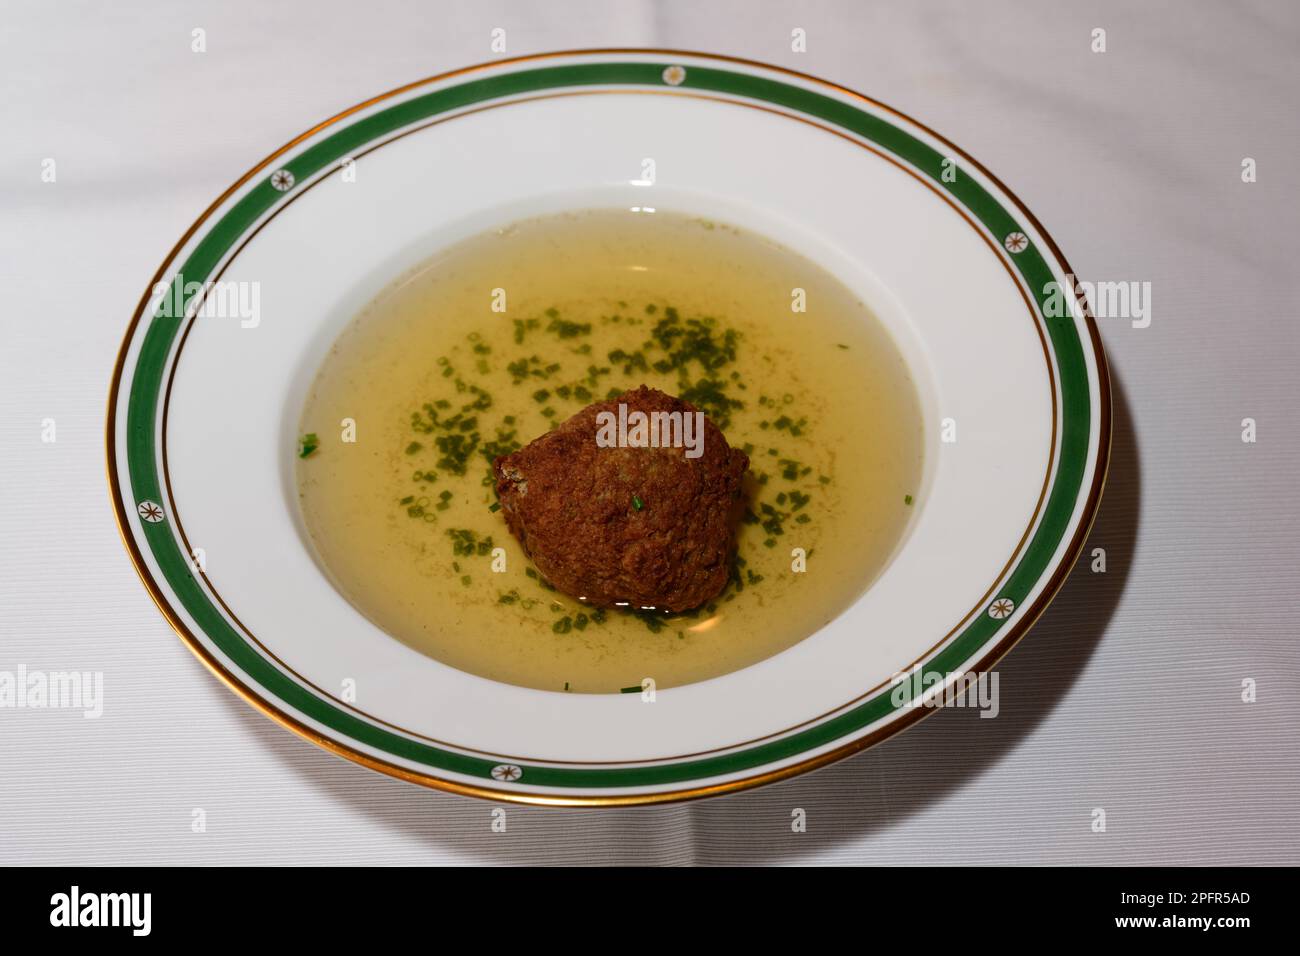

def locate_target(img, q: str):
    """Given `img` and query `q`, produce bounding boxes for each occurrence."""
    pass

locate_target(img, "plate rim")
[106,47,1112,806]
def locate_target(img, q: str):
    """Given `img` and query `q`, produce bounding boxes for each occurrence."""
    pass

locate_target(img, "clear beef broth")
[297,210,924,693]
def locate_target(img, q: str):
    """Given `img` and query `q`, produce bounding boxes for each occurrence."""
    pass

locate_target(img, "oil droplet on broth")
[297,209,924,693]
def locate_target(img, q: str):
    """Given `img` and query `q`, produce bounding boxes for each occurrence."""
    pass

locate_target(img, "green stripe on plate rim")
[123,60,1090,789]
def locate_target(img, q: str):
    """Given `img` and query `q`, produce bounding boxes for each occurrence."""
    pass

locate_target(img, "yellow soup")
[297,209,924,693]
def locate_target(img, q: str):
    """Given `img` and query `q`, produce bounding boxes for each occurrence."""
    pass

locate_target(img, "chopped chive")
[904,494,914,505]
[298,433,319,459]
[632,495,644,511]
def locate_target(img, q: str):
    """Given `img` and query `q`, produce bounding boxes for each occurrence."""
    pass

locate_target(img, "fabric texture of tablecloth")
[2,0,1297,865]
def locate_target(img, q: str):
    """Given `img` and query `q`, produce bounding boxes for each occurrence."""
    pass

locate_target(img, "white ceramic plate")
[108,50,1110,805]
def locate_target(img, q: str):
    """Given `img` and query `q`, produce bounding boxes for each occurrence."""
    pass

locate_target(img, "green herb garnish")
[447,528,493,557]
[298,433,319,459]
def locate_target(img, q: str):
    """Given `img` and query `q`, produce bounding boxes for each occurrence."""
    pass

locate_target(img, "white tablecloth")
[2,0,1297,865]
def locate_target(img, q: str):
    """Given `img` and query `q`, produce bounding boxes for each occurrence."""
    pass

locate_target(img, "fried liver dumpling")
[493,386,749,612]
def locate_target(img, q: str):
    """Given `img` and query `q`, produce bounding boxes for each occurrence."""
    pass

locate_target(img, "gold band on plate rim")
[105,48,1112,806]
